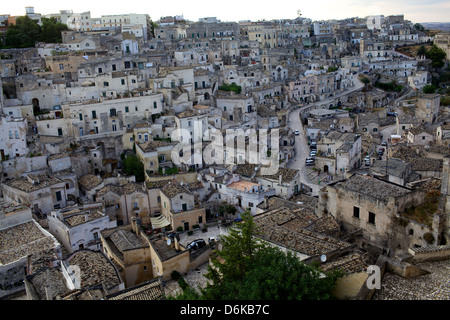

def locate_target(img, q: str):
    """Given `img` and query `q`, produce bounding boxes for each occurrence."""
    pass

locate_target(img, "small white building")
[0,115,28,160]
[47,203,117,253]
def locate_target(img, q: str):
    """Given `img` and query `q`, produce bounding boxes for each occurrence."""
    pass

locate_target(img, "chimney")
[264,196,269,209]
[174,234,180,251]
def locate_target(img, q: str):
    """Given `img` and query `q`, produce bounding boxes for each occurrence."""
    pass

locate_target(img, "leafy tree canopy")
[218,82,242,94]
[171,210,343,300]
[414,23,425,32]
[423,84,437,94]
[425,45,447,69]
[3,16,68,48]
[122,154,145,182]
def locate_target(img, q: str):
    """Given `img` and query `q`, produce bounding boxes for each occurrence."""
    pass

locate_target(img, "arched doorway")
[323,165,329,173]
[204,92,210,100]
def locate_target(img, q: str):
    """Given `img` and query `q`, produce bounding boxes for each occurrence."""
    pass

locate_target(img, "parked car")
[310,142,317,150]
[305,158,315,166]
[186,239,206,251]
[381,141,387,147]
[294,130,300,135]
[310,150,317,156]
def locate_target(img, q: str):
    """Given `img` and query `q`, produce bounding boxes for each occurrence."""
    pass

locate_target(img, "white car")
[294,130,300,135]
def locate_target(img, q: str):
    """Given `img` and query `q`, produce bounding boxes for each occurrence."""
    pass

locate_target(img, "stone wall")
[409,245,450,263]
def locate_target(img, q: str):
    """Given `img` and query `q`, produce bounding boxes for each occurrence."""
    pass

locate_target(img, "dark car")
[186,239,206,251]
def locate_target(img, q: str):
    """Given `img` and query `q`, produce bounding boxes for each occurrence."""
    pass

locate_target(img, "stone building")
[2,174,68,214]
[100,223,153,288]
[0,201,61,297]
[47,203,117,253]
[415,94,440,124]
[317,174,441,252]
[159,180,206,232]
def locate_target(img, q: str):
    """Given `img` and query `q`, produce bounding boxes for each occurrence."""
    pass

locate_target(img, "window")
[103,81,109,87]
[110,108,117,117]
[112,124,117,131]
[92,110,97,119]
[79,113,83,121]
[121,79,125,85]
[353,206,360,219]
[368,212,376,225]
[153,101,157,109]
[55,191,62,202]
[125,106,129,113]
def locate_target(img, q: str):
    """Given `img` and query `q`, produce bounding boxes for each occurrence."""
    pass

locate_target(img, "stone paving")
[373,259,450,300]
[163,223,229,297]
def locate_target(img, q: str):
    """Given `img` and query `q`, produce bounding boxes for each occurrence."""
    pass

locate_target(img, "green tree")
[426,45,447,70]
[204,210,262,288]
[122,154,145,182]
[4,16,68,48]
[5,16,41,48]
[217,202,237,217]
[176,210,344,300]
[148,20,159,38]
[417,45,427,57]
[40,17,68,43]
[423,84,437,94]
[414,23,425,32]
[218,82,242,94]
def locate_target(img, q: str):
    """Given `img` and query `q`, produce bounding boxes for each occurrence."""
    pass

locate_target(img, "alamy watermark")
[170,121,280,175]
[366,265,381,290]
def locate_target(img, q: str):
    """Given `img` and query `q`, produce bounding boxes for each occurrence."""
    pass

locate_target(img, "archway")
[323,165,329,173]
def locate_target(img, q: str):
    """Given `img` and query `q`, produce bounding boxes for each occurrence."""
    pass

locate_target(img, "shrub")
[176,226,183,232]
[177,277,188,290]
[171,270,181,281]
[422,84,436,94]
[187,230,193,236]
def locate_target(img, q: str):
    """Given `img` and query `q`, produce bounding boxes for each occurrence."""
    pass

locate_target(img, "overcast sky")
[4,0,450,23]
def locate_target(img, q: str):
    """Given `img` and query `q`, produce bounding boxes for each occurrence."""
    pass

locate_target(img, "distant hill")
[422,22,450,32]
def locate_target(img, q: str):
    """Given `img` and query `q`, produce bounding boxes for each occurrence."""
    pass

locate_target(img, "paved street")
[286,74,366,195]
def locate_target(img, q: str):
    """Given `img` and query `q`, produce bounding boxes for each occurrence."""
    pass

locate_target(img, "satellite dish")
[320,254,327,263]
[167,239,172,246]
